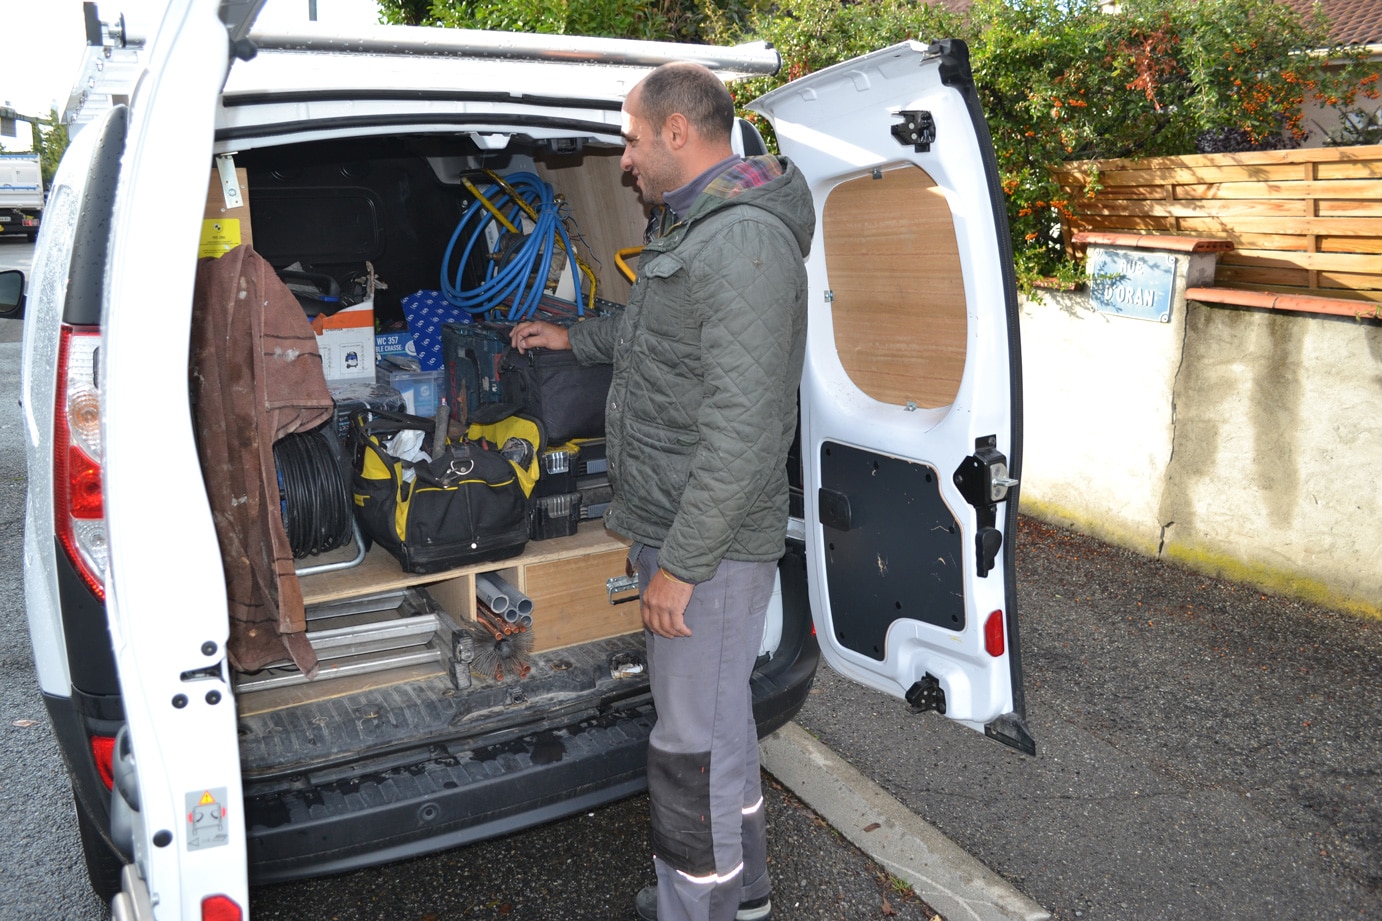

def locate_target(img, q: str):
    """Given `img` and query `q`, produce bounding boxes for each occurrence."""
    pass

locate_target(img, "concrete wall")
[1018,288,1382,619]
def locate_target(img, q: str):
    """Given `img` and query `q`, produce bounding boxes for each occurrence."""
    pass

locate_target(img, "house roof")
[1279,0,1382,46]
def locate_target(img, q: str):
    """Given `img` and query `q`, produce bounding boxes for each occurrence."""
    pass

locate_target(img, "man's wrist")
[659,567,689,586]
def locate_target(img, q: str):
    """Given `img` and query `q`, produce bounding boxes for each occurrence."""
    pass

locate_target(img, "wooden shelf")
[299,521,630,606]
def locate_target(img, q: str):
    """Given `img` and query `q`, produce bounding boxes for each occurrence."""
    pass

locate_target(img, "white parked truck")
[0,151,43,240]
[0,2,1033,916]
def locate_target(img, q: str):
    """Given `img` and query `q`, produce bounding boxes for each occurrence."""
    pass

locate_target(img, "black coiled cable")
[274,426,354,559]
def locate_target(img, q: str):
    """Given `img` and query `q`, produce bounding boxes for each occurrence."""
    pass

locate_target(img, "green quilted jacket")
[568,155,814,583]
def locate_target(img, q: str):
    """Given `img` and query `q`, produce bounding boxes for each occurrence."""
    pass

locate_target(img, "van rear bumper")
[244,630,819,884]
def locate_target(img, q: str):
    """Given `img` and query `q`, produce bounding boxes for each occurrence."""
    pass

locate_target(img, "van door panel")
[820,442,964,657]
[101,1,252,915]
[753,41,1031,752]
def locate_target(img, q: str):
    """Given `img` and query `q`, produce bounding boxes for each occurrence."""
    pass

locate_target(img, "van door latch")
[606,575,640,605]
[952,435,1018,577]
[891,110,936,152]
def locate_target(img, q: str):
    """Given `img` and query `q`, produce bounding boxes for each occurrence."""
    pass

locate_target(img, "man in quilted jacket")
[510,60,814,921]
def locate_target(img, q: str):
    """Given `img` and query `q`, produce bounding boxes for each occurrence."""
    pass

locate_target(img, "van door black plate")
[819,442,965,661]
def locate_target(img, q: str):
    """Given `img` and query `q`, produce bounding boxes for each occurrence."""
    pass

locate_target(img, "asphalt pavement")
[796,517,1382,921]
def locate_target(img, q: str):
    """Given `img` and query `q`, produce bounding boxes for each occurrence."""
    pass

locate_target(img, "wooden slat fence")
[1053,145,1382,305]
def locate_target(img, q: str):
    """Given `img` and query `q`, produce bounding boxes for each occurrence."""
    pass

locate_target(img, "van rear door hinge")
[214,154,243,210]
[905,674,946,714]
[891,110,936,152]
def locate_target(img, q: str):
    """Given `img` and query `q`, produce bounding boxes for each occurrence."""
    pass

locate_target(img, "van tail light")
[984,609,1006,658]
[90,734,116,790]
[53,324,107,600]
[202,895,243,921]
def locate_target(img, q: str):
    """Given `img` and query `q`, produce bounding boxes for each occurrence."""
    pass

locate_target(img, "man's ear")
[663,112,691,150]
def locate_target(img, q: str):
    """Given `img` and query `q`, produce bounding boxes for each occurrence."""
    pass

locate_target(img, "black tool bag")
[500,346,612,445]
[351,410,529,573]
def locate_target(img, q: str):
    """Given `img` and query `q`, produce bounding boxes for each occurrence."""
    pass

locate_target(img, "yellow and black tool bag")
[466,413,544,498]
[351,410,529,573]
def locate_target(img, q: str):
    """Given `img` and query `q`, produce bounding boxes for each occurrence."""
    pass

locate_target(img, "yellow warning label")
[199,218,241,258]
[198,790,217,806]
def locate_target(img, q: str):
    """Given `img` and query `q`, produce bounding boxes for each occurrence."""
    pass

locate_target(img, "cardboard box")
[313,299,375,384]
[200,165,253,258]
[376,357,444,418]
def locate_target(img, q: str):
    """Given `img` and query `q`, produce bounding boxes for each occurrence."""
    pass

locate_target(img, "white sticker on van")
[186,788,230,850]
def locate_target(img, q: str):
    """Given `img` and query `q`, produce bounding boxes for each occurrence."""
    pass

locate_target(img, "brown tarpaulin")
[190,244,333,675]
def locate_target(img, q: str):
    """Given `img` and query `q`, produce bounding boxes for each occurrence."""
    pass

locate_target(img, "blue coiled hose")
[440,171,584,321]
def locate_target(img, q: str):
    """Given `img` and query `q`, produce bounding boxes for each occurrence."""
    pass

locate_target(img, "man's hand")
[642,569,695,638]
[509,320,571,354]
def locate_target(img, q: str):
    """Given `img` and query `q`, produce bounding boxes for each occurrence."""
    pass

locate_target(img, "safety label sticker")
[199,218,242,259]
[185,787,230,850]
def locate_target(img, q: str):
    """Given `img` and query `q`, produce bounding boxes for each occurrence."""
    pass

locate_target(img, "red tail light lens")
[984,609,1006,657]
[67,445,104,518]
[201,896,243,921]
[90,735,116,790]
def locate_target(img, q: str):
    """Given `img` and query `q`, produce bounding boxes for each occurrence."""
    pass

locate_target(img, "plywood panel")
[521,547,640,653]
[299,521,627,606]
[203,167,253,250]
[534,148,647,306]
[822,167,966,410]
[426,576,477,623]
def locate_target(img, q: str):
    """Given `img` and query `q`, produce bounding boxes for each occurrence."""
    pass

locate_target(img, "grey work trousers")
[635,544,775,921]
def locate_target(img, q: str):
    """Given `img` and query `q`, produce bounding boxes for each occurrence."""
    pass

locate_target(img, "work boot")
[634,885,772,920]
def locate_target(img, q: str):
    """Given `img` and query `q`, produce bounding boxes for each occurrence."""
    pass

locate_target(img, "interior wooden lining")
[535,148,646,306]
[823,166,967,409]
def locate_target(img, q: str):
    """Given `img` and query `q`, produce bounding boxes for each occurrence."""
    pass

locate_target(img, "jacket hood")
[688,155,815,258]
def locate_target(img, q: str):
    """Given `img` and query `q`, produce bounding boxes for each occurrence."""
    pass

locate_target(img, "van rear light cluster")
[202,895,243,921]
[984,609,1006,658]
[53,325,107,600]
[90,734,116,790]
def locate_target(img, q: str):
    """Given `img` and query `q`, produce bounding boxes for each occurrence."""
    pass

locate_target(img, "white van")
[0,152,44,240]
[0,2,1030,918]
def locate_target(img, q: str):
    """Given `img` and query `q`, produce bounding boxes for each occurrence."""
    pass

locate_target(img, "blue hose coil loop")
[441,172,584,321]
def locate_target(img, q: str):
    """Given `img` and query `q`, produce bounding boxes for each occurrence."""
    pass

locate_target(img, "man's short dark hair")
[639,62,735,144]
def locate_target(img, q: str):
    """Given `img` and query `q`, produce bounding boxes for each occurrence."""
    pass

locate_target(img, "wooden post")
[1304,161,1319,294]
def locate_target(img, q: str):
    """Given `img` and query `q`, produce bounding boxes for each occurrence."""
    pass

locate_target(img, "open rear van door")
[102,1,252,916]
[752,41,1034,754]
